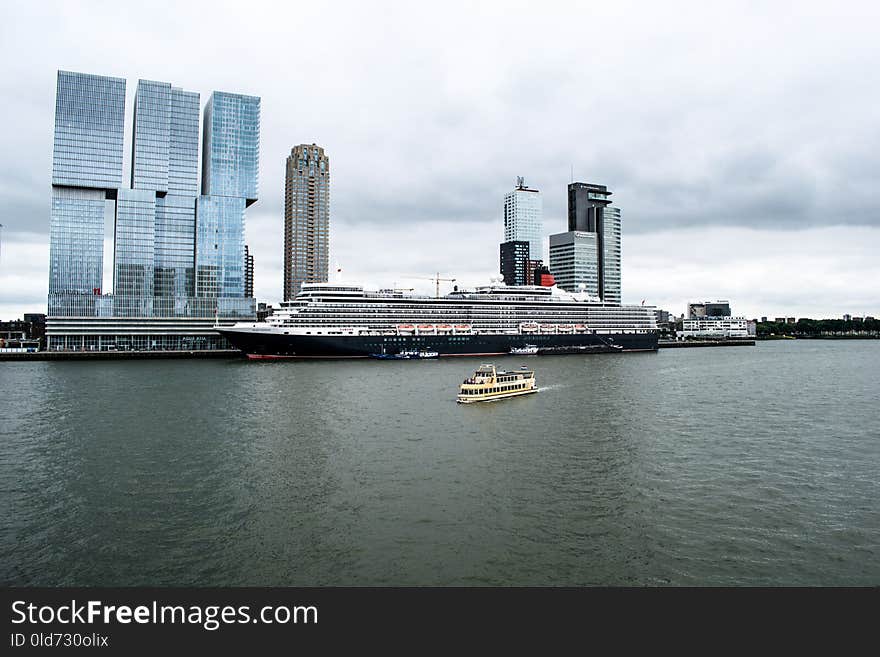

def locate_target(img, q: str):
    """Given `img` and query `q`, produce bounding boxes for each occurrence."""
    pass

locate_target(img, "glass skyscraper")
[283,144,330,301]
[201,92,260,203]
[602,206,622,305]
[49,72,125,305]
[47,71,259,351]
[196,92,260,300]
[503,178,543,262]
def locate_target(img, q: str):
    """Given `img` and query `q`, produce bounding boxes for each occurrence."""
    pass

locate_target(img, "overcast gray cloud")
[1,0,878,318]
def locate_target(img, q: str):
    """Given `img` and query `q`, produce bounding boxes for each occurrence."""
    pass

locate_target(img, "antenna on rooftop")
[516,176,525,189]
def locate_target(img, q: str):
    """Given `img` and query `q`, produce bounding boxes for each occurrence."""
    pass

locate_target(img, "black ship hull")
[217,329,658,359]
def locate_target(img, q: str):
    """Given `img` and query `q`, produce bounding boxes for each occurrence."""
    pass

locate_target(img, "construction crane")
[402,272,456,298]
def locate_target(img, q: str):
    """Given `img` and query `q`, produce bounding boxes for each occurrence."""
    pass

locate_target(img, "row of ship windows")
[461,384,527,395]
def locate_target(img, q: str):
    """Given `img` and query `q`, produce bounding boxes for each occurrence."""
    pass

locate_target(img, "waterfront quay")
[658,339,755,348]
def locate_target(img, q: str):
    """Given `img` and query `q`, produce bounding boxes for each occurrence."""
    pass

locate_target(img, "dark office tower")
[500,240,531,286]
[244,244,254,298]
[568,182,611,232]
[284,144,330,301]
[550,182,621,304]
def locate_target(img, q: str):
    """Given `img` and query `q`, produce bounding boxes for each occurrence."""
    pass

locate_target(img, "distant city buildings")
[503,178,543,262]
[677,300,751,338]
[46,71,259,351]
[679,316,750,339]
[653,309,675,337]
[0,314,46,351]
[548,182,621,304]
[284,144,330,301]
[687,301,731,318]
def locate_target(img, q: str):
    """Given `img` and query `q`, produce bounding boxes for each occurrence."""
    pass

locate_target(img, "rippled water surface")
[1,340,878,585]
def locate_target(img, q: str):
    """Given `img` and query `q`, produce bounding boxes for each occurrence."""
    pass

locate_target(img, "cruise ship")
[216,280,658,359]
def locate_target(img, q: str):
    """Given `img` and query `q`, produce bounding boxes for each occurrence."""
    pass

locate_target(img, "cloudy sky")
[1,0,878,319]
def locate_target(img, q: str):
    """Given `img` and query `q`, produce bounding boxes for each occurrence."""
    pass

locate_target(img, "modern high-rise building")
[196,91,260,301]
[49,71,125,300]
[549,182,621,304]
[244,244,254,298]
[499,240,530,286]
[284,144,330,301]
[46,71,259,351]
[503,177,542,261]
[602,206,622,304]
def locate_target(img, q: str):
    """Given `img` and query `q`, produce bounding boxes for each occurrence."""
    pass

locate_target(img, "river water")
[1,340,878,585]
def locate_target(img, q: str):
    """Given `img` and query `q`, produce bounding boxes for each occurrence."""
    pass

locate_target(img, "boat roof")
[475,364,532,375]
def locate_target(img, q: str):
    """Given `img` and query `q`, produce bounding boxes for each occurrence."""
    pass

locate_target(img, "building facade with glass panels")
[154,194,197,299]
[601,206,622,305]
[195,195,246,298]
[49,71,126,305]
[46,71,258,352]
[131,80,171,191]
[114,188,157,306]
[201,92,260,203]
[49,187,109,297]
[168,88,200,196]
[503,180,543,261]
[549,231,600,297]
[283,144,330,301]
[52,71,126,189]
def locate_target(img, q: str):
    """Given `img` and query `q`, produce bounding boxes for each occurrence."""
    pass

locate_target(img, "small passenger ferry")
[457,364,537,403]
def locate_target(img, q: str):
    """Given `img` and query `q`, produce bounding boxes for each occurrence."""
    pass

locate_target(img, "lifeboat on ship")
[519,321,540,333]
[558,324,574,333]
[454,324,472,334]
[436,324,453,333]
[540,324,558,333]
[397,324,416,334]
[417,324,436,334]
[574,324,587,332]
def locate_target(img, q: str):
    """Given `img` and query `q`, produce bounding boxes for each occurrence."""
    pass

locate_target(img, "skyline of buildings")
[284,143,330,301]
[29,70,869,343]
[46,70,259,351]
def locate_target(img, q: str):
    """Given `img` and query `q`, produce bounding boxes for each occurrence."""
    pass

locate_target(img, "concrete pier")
[658,340,755,348]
